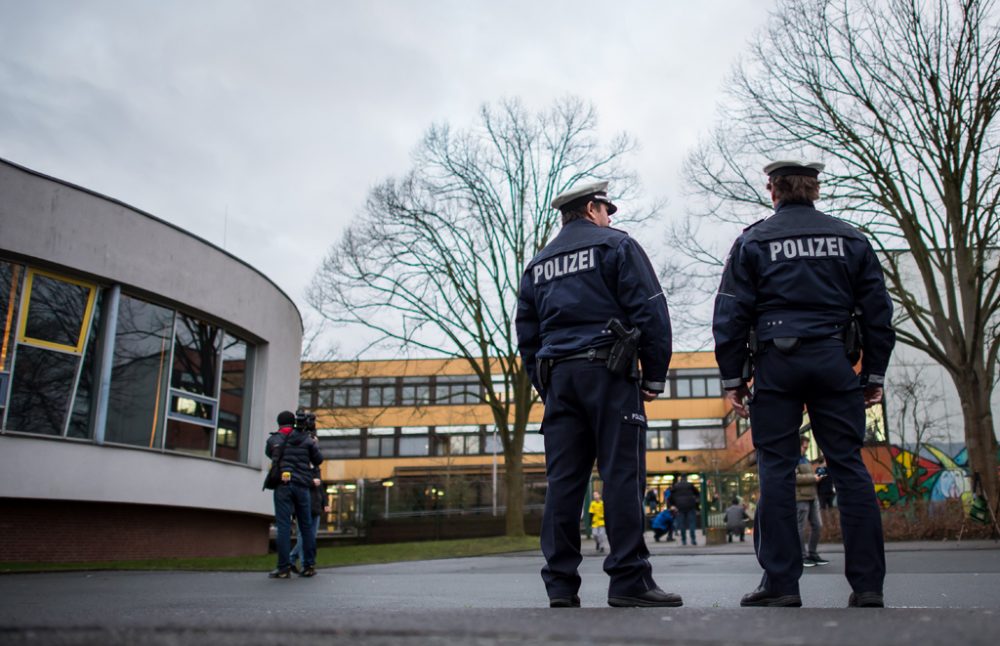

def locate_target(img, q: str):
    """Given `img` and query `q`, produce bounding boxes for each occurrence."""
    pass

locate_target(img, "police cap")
[551,180,618,215]
[763,160,825,178]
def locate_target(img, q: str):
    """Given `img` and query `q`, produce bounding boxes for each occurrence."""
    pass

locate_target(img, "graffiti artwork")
[871,444,989,508]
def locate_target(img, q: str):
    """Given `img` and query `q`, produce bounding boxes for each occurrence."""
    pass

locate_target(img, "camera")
[294,410,316,433]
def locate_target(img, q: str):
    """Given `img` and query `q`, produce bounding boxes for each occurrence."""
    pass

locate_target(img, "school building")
[300,354,763,535]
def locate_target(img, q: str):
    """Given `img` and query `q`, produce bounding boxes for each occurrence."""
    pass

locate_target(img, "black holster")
[845,307,863,364]
[605,318,641,379]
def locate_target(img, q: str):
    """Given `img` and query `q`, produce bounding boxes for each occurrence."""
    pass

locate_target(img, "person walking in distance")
[713,160,894,608]
[670,475,699,546]
[796,437,828,567]
[589,490,608,554]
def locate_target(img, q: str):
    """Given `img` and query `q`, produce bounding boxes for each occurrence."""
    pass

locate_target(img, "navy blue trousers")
[274,484,316,570]
[539,359,656,599]
[750,338,885,595]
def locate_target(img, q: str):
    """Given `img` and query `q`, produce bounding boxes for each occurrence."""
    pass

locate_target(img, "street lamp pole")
[492,426,498,517]
[382,480,394,519]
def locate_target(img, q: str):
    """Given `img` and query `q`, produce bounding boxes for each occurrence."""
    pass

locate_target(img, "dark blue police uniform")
[516,217,672,605]
[713,197,895,605]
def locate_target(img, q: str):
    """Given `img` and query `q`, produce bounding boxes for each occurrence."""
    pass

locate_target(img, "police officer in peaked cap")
[713,160,895,608]
[516,180,680,608]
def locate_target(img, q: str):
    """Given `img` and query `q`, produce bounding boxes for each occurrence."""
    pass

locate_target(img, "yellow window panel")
[17,268,97,354]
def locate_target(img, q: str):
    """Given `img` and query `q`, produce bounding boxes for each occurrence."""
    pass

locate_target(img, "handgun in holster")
[845,306,863,364]
[741,326,758,383]
[606,318,641,380]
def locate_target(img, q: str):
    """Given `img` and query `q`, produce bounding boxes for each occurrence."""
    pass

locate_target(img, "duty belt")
[762,330,845,345]
[551,347,611,366]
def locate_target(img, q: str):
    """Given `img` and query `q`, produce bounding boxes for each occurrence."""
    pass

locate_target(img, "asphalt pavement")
[1,537,998,645]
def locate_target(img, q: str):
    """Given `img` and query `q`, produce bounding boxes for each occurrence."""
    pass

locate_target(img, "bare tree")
[676,0,1000,514]
[308,97,647,536]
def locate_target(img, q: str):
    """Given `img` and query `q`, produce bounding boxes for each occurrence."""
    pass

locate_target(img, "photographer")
[266,410,324,579]
[290,415,325,573]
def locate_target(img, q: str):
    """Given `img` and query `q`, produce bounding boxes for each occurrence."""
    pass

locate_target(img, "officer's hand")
[641,389,659,402]
[863,385,884,407]
[725,385,751,419]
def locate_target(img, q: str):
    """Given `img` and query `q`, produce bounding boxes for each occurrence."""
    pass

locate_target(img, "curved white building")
[0,158,302,562]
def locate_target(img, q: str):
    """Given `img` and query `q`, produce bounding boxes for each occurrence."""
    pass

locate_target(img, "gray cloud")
[0,0,773,353]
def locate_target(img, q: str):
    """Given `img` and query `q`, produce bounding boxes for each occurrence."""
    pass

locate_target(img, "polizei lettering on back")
[533,247,597,285]
[768,236,845,262]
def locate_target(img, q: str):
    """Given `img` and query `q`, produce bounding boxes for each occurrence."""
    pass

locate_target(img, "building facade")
[301,353,758,534]
[0,158,302,562]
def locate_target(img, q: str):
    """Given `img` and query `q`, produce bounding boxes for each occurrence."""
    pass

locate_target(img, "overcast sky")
[0,0,774,355]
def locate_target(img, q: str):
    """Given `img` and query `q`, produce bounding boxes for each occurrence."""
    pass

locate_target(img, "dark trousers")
[274,484,316,570]
[674,509,698,545]
[653,520,674,541]
[750,339,885,596]
[540,360,656,599]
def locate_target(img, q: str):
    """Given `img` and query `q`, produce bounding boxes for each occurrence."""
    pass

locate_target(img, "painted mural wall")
[864,442,1000,508]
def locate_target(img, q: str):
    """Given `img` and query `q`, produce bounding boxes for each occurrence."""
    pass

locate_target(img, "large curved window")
[165,314,221,456]
[4,267,99,437]
[0,262,24,425]
[105,295,174,448]
[0,260,257,464]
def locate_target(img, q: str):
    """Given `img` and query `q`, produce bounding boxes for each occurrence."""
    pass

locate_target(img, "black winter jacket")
[265,428,323,488]
[670,480,699,511]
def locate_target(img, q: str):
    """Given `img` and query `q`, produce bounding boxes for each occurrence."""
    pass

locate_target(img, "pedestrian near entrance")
[796,438,828,567]
[670,475,699,546]
[516,180,681,609]
[713,160,895,608]
[724,498,749,543]
[266,410,324,579]
[644,489,659,515]
[816,455,836,509]
[589,491,608,553]
[651,507,675,542]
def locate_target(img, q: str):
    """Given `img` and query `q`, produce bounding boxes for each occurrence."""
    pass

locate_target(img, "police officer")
[713,160,895,608]
[516,180,680,608]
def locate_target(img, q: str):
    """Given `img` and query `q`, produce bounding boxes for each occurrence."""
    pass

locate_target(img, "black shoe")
[608,587,683,608]
[268,568,291,579]
[808,553,830,566]
[848,591,884,608]
[654,536,660,542]
[549,595,581,608]
[299,566,317,578]
[802,557,817,568]
[289,564,300,574]
[740,586,802,607]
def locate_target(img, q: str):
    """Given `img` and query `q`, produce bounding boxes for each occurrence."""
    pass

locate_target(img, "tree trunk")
[954,368,999,527]
[503,450,526,536]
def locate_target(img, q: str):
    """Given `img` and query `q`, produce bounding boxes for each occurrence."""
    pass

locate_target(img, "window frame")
[17,268,98,355]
